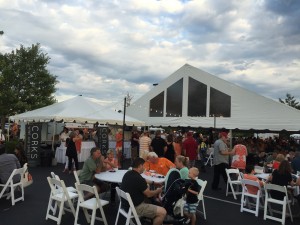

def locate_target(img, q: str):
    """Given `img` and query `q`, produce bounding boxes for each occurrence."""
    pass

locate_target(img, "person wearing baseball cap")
[211,131,234,191]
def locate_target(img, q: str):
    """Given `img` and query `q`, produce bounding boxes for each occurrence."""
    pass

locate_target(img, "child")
[243,164,264,194]
[184,167,200,225]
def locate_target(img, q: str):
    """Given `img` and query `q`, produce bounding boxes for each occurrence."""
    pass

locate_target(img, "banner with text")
[97,126,109,155]
[25,123,42,167]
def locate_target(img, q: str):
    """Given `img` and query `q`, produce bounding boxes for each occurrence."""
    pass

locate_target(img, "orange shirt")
[115,133,123,148]
[144,158,175,176]
[243,174,264,195]
[173,142,182,156]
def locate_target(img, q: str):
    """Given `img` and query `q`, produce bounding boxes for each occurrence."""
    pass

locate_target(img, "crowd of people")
[1,125,300,225]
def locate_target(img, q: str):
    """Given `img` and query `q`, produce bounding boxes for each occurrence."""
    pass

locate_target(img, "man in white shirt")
[139,130,151,160]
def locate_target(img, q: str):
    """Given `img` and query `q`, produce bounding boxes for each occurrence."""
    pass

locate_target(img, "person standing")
[231,139,248,171]
[182,132,198,168]
[120,158,166,225]
[130,129,140,162]
[150,130,167,157]
[211,132,234,190]
[115,128,123,168]
[139,130,152,160]
[66,131,81,173]
[164,134,175,163]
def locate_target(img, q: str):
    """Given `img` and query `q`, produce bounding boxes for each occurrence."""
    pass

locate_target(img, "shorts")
[82,179,110,193]
[184,203,198,214]
[135,202,157,219]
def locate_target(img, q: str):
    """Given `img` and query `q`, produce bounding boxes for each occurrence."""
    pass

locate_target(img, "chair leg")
[90,208,96,225]
[57,200,65,225]
[99,205,108,225]
[202,198,206,220]
[74,203,80,225]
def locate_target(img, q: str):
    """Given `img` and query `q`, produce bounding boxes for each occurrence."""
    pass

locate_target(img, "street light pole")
[121,97,126,169]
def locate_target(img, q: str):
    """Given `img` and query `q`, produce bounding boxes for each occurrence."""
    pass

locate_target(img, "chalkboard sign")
[25,123,42,167]
[97,126,109,156]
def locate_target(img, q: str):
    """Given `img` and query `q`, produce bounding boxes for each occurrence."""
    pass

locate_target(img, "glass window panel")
[209,87,231,117]
[166,78,183,117]
[188,77,207,117]
[149,91,164,117]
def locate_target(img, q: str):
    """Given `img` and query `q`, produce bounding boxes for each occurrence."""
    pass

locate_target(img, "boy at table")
[79,147,109,197]
[243,164,264,194]
[121,158,166,225]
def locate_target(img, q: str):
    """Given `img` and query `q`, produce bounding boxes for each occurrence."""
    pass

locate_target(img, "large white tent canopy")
[9,95,144,126]
[127,64,300,131]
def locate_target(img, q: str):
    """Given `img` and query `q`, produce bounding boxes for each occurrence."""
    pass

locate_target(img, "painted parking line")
[204,195,241,206]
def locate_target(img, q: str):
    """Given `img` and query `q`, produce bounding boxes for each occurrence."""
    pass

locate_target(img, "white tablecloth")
[109,141,131,158]
[55,141,96,163]
[95,169,165,184]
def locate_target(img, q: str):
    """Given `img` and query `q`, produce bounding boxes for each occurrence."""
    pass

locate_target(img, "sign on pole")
[25,123,42,167]
[97,126,109,156]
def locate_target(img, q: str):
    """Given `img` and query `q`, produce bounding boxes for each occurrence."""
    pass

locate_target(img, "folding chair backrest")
[241,179,261,190]
[115,187,142,225]
[197,179,207,200]
[264,183,293,224]
[75,183,97,203]
[226,168,241,180]
[73,169,81,184]
[239,172,244,179]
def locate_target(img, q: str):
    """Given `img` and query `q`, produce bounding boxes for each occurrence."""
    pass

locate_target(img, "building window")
[149,91,164,117]
[188,77,207,117]
[166,78,183,117]
[209,87,231,117]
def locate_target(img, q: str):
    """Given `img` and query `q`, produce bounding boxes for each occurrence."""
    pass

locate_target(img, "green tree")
[0,43,58,129]
[279,93,300,110]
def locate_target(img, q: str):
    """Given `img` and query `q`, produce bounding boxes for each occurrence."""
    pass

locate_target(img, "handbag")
[22,170,33,188]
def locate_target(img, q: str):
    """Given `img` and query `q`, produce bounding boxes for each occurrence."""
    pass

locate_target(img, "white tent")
[9,95,145,126]
[127,64,300,131]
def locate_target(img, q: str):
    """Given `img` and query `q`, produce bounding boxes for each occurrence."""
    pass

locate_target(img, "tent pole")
[52,122,56,152]
[121,97,126,169]
[229,129,232,149]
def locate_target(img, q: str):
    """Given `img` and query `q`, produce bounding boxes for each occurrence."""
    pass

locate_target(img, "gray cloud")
[0,0,299,104]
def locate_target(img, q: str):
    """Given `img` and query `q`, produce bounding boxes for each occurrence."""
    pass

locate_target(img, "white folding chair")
[74,183,109,225]
[0,166,25,206]
[240,179,264,217]
[45,177,78,225]
[114,187,142,225]
[50,172,77,193]
[180,179,207,219]
[205,151,214,166]
[73,170,82,185]
[225,168,242,200]
[263,183,293,225]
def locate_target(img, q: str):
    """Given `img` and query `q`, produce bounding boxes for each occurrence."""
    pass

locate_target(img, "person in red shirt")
[115,128,123,168]
[182,132,198,168]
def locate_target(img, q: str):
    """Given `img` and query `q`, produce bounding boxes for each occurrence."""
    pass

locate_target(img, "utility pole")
[121,97,126,168]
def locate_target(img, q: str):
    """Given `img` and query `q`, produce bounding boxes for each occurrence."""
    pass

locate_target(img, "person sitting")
[120,158,166,225]
[267,160,297,200]
[0,144,21,184]
[243,164,264,195]
[103,149,118,171]
[79,147,109,198]
[184,167,201,225]
[14,143,28,167]
[272,153,285,170]
[103,149,119,202]
[144,152,175,176]
[291,151,300,173]
[175,155,189,179]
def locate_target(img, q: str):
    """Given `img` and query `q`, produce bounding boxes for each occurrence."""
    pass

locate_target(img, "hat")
[220,132,228,139]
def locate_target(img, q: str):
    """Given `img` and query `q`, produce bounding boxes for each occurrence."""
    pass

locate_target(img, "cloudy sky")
[0,0,299,110]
